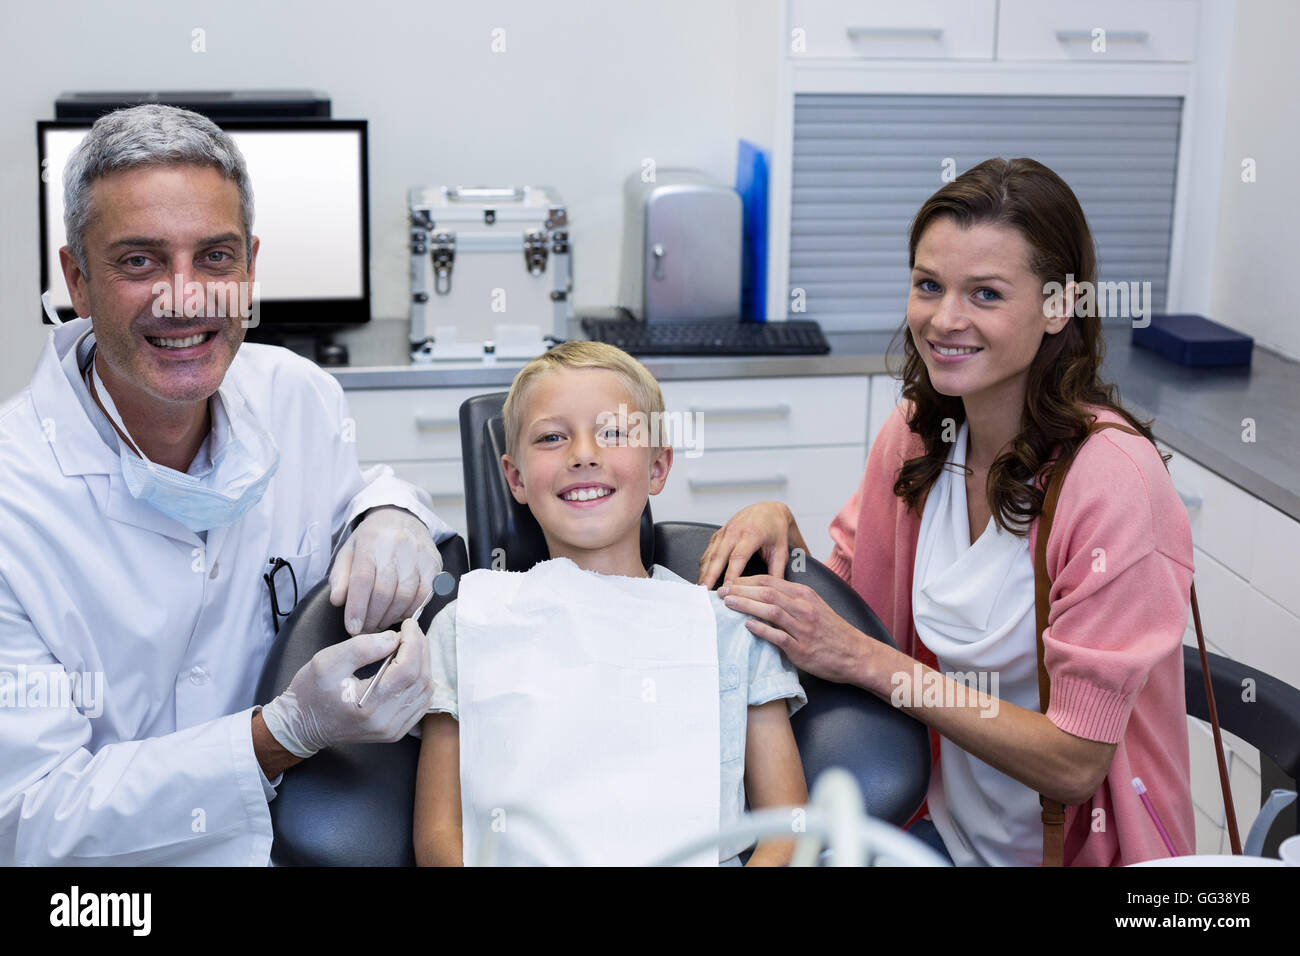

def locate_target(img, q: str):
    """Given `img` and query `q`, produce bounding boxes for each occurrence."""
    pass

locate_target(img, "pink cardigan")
[826,400,1196,866]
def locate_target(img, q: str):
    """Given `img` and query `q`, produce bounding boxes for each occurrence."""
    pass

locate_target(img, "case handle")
[447,186,524,202]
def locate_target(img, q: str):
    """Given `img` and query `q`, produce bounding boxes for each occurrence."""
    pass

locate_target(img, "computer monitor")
[37,119,370,332]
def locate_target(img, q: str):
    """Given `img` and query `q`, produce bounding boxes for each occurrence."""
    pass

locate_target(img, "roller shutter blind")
[788,93,1183,331]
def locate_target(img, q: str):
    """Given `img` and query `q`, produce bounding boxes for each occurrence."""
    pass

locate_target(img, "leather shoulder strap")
[1033,420,1239,863]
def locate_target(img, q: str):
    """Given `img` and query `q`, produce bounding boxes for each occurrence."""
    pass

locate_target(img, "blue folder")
[736,140,769,321]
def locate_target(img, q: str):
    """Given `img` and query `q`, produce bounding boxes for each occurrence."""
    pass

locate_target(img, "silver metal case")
[408,186,572,359]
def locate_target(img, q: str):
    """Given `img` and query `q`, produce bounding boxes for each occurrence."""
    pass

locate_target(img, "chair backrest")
[1183,644,1300,848]
[458,392,931,826]
[459,391,654,571]
[255,534,469,866]
[652,521,931,824]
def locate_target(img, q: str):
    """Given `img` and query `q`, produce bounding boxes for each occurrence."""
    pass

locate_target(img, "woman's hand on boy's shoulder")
[719,575,877,687]
[697,502,807,589]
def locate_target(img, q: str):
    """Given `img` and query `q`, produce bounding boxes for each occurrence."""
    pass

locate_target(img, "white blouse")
[912,419,1044,866]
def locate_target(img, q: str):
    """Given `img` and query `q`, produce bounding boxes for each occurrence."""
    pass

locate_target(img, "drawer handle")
[1177,490,1203,512]
[688,475,788,492]
[1055,29,1149,43]
[429,492,466,503]
[846,26,943,40]
[686,403,790,418]
[413,415,459,430]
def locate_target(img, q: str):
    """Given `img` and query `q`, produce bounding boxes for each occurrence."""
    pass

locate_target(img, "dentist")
[0,105,453,865]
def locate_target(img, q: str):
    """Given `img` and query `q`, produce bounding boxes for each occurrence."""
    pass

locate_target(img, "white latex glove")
[261,618,433,758]
[329,505,442,636]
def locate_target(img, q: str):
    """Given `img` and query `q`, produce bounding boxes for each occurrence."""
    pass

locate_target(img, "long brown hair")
[887,157,1168,535]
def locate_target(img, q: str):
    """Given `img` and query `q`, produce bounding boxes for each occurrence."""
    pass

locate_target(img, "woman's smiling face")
[906,217,1069,408]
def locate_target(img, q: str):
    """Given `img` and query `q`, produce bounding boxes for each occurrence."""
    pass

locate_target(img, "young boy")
[413,341,807,866]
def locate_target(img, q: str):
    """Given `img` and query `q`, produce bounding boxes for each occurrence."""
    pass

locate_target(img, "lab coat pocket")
[719,663,744,765]
[286,521,324,594]
[264,522,323,640]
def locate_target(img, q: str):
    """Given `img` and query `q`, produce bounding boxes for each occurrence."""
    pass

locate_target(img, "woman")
[698,158,1195,867]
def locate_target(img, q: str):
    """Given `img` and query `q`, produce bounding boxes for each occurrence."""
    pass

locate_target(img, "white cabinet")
[868,373,904,452]
[1168,450,1300,691]
[788,0,997,60]
[1187,716,1263,854]
[653,444,867,561]
[347,386,479,540]
[786,0,1197,62]
[660,376,868,450]
[342,375,873,566]
[996,0,1198,63]
[1168,446,1300,854]
[347,386,489,464]
[382,459,469,544]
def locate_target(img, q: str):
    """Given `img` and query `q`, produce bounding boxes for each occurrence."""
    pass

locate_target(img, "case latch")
[431,233,455,295]
[524,229,548,276]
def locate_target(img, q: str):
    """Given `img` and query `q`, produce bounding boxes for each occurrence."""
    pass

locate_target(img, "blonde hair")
[503,341,664,459]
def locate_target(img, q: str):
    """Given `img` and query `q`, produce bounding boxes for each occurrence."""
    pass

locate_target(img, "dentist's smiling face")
[502,367,672,575]
[906,217,1068,408]
[60,163,258,408]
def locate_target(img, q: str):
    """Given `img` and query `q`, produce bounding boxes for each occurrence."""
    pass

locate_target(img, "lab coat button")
[189,665,210,685]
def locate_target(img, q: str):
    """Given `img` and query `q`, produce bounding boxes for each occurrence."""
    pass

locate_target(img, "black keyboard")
[581,318,830,356]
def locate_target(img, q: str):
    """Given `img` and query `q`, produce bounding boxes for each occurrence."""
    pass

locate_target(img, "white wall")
[2,0,1295,399]
[0,0,756,395]
[1210,0,1300,361]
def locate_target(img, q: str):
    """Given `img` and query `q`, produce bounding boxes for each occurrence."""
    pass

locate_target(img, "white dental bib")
[456,558,721,866]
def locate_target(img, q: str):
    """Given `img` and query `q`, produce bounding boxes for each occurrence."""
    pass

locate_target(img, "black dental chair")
[255,534,468,866]
[458,392,931,828]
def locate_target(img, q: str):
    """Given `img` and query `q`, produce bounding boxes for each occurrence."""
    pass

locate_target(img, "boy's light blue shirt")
[422,563,807,865]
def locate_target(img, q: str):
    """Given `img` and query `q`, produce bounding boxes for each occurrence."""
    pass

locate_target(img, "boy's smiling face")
[501,367,672,578]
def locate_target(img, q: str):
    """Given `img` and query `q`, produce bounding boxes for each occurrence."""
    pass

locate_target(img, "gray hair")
[63,104,254,276]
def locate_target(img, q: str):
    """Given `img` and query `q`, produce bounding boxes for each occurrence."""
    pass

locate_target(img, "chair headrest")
[460,392,654,571]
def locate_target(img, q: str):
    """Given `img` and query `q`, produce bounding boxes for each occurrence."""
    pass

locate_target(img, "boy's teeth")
[148,332,210,349]
[562,487,612,501]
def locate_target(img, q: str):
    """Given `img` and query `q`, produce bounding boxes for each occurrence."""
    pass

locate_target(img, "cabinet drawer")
[789,0,996,59]
[651,444,865,534]
[1189,547,1300,694]
[367,459,470,540]
[868,374,904,452]
[345,387,488,463]
[659,376,868,450]
[1166,451,1256,580]
[997,0,1197,62]
[1248,499,1300,620]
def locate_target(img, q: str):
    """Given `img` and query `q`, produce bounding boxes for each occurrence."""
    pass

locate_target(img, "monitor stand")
[242,327,349,367]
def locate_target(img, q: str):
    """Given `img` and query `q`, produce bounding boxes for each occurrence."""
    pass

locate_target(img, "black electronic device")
[54,89,331,121]
[581,317,830,357]
[38,118,370,335]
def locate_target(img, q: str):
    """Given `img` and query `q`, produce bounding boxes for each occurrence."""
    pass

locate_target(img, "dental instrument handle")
[355,571,453,708]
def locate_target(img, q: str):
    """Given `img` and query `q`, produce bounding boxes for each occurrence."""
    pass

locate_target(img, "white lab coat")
[0,317,455,865]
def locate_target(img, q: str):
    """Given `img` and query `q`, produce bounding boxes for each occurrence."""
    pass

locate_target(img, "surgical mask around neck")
[41,290,64,326]
[87,355,280,533]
